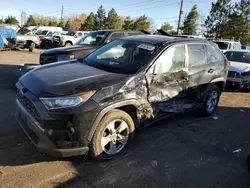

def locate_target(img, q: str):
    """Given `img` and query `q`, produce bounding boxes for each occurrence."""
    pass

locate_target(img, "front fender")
[87,99,140,141]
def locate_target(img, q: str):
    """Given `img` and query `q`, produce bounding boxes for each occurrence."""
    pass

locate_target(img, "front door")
[145,44,191,117]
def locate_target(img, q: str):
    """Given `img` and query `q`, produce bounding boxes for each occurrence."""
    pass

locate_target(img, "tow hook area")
[66,122,78,141]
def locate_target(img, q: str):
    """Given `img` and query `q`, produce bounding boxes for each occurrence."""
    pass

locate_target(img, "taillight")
[228,61,230,67]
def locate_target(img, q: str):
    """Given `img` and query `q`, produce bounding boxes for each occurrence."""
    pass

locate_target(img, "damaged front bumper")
[15,99,89,157]
[226,71,250,88]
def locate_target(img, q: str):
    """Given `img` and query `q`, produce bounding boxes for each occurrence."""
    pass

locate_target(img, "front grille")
[17,93,41,123]
[53,36,60,44]
[40,54,57,65]
[241,71,250,77]
[228,71,240,78]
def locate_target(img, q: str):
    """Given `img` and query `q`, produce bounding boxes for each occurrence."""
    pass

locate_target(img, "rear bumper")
[15,99,89,157]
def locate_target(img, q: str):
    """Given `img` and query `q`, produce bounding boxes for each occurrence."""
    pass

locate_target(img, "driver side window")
[153,45,186,74]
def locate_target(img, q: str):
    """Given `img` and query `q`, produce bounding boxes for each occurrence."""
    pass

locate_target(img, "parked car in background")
[53,31,90,47]
[19,30,146,75]
[242,45,250,50]
[40,30,147,65]
[40,31,66,49]
[213,40,241,52]
[33,26,63,34]
[15,27,40,51]
[224,50,250,90]
[16,35,228,159]
[0,26,40,52]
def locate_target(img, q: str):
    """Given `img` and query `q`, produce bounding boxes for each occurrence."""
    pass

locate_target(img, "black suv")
[16,35,228,160]
[40,30,146,65]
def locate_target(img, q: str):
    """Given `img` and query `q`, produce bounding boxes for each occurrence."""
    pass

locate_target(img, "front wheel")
[29,42,35,52]
[201,85,220,116]
[64,42,72,47]
[89,109,135,160]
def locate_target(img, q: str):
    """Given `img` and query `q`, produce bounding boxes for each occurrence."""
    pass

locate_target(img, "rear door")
[186,43,218,101]
[145,44,191,115]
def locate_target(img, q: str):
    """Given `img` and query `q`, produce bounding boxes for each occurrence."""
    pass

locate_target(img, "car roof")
[226,49,250,53]
[122,35,209,46]
[213,40,240,43]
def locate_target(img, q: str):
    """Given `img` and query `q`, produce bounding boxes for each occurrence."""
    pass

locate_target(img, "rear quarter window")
[187,44,206,67]
[206,44,224,63]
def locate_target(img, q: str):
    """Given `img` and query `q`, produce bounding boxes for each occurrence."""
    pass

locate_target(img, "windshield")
[213,41,229,50]
[63,31,76,36]
[36,30,48,35]
[75,31,108,46]
[225,51,250,63]
[84,40,156,74]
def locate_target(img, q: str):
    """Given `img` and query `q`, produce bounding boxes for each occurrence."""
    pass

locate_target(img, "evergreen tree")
[133,15,150,31]
[161,22,173,32]
[4,15,19,25]
[204,0,232,38]
[57,20,64,28]
[24,15,36,27]
[123,16,134,29]
[95,5,106,30]
[225,0,250,44]
[64,19,74,30]
[105,8,120,29]
[81,12,95,31]
[181,5,199,35]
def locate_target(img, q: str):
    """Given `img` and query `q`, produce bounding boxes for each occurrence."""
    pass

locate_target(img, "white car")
[213,40,241,53]
[224,50,250,89]
[53,31,90,47]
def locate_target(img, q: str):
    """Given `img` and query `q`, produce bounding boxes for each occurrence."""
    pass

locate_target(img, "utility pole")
[177,0,184,35]
[60,6,64,22]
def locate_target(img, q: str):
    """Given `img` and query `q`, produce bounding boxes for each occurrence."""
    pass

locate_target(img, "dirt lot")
[0,50,250,188]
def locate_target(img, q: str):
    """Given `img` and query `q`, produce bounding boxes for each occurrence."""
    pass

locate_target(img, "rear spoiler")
[156,29,172,36]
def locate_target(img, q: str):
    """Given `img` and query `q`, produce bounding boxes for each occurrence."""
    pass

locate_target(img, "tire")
[200,85,220,116]
[89,109,135,160]
[29,42,35,52]
[64,42,72,47]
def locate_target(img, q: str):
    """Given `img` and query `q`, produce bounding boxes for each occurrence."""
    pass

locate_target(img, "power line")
[118,2,178,13]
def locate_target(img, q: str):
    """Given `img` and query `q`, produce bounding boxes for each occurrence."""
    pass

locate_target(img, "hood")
[41,45,97,55]
[229,61,250,73]
[17,27,31,35]
[19,60,129,97]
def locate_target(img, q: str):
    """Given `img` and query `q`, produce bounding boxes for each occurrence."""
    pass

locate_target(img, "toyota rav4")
[15,35,228,160]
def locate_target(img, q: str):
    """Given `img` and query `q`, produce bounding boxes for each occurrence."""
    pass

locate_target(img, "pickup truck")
[53,31,89,47]
[19,30,146,75]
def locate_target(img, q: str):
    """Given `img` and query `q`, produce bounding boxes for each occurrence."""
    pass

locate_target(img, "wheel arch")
[87,100,140,142]
[65,40,73,45]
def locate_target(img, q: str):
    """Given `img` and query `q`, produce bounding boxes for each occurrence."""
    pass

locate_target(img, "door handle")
[208,68,214,73]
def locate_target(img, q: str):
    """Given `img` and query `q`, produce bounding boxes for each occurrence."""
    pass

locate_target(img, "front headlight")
[57,55,75,61]
[40,91,96,110]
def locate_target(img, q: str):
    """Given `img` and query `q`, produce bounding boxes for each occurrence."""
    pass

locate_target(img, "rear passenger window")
[187,44,206,66]
[109,33,125,41]
[206,45,223,63]
[154,45,185,74]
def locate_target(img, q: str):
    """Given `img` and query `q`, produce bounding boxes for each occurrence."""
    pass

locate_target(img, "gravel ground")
[0,50,250,188]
